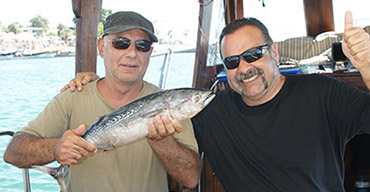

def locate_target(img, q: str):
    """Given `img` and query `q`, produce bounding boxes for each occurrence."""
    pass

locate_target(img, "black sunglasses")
[110,37,152,52]
[223,44,271,70]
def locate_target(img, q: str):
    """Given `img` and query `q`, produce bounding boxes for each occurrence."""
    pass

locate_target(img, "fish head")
[166,88,215,121]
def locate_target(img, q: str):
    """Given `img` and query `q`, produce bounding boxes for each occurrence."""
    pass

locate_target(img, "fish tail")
[32,164,67,192]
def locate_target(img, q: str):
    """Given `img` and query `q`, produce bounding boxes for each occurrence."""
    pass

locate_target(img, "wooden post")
[223,0,244,24]
[192,0,214,89]
[303,0,334,37]
[72,0,102,74]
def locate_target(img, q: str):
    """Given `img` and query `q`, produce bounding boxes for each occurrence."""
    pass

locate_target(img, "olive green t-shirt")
[17,79,198,192]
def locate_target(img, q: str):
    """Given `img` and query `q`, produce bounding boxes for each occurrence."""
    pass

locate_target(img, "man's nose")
[124,43,138,58]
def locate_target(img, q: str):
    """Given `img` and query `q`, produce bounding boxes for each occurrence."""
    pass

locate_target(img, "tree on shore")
[57,23,73,43]
[98,8,112,37]
[29,15,49,36]
[7,22,23,34]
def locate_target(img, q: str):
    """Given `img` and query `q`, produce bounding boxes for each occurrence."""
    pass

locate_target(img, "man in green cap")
[4,11,201,191]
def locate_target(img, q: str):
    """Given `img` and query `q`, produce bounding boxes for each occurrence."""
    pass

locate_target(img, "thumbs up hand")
[342,11,370,78]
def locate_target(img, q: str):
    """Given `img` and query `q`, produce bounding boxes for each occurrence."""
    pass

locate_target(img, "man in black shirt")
[192,11,370,191]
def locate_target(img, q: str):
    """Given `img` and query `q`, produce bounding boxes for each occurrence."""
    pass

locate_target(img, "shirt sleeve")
[321,75,370,140]
[15,92,72,139]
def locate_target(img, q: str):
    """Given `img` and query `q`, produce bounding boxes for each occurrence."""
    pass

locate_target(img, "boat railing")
[1,131,31,192]
[151,48,173,89]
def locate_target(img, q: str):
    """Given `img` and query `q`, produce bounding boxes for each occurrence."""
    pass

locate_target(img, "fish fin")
[86,115,106,132]
[32,164,67,192]
[82,115,107,137]
[140,108,166,118]
[93,115,106,126]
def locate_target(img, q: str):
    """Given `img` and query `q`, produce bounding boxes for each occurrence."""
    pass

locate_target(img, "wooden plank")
[201,157,225,192]
[303,0,334,37]
[223,0,235,24]
[236,0,244,21]
[73,0,102,74]
[71,0,82,18]
[223,0,244,24]
[192,0,214,89]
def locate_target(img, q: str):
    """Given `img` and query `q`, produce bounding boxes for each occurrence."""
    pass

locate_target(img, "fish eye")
[193,93,201,102]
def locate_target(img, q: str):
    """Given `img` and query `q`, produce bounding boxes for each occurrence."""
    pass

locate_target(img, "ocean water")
[0,53,195,192]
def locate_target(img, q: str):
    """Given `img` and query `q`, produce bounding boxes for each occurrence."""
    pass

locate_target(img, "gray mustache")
[235,69,263,82]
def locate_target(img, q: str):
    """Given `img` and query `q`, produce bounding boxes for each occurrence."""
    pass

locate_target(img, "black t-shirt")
[192,74,370,192]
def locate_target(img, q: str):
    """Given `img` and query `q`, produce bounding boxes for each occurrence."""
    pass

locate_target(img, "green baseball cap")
[103,11,158,42]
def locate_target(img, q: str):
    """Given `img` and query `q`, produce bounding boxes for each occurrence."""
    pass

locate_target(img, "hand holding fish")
[54,125,97,165]
[147,114,183,140]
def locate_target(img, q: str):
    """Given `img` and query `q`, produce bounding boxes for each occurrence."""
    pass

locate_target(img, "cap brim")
[103,25,158,42]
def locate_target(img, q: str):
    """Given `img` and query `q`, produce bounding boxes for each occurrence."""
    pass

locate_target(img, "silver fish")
[34,88,215,192]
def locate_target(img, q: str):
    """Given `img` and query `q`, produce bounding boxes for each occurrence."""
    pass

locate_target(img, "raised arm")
[342,11,370,90]
[147,115,201,188]
[4,125,96,168]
